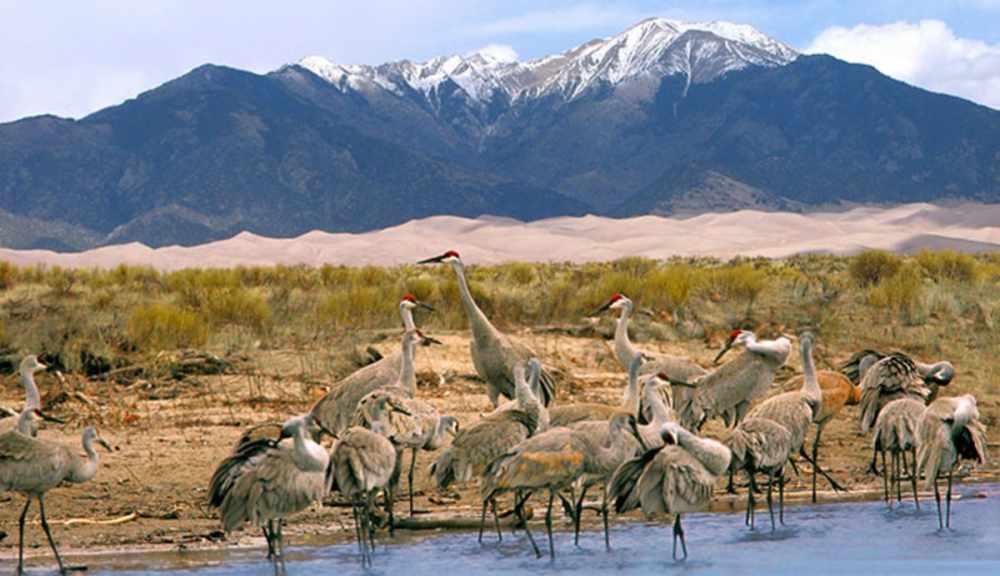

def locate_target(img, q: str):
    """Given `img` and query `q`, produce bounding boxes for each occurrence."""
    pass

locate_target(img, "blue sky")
[2,0,999,122]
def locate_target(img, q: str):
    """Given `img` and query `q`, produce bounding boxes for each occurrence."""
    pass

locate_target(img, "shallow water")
[61,484,1000,575]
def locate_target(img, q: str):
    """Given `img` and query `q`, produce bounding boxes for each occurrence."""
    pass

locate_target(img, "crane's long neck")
[451,261,495,341]
[68,436,100,484]
[426,417,455,450]
[14,409,35,436]
[292,425,329,472]
[398,334,417,395]
[21,370,40,411]
[800,340,822,416]
[614,305,639,367]
[621,357,642,415]
[644,383,673,425]
[674,427,732,477]
[400,306,416,332]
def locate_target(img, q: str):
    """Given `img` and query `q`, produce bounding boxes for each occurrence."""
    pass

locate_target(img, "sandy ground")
[1,203,1000,270]
[1,330,997,565]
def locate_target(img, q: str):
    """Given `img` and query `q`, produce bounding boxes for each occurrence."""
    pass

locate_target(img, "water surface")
[81,483,1000,576]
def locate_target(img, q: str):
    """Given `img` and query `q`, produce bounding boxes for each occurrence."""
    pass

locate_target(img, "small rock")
[975,491,988,499]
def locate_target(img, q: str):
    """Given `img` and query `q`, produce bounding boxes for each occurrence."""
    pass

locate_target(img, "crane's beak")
[419,333,443,346]
[589,298,615,316]
[660,427,678,446]
[418,253,448,264]
[36,410,64,424]
[416,300,435,312]
[713,338,735,365]
[97,437,114,452]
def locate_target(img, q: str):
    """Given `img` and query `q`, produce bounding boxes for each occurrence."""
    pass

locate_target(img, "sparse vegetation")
[848,250,902,287]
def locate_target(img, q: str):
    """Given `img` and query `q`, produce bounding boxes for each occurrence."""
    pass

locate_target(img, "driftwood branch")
[392,508,533,531]
[0,405,16,418]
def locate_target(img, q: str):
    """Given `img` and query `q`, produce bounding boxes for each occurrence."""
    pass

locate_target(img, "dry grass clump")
[916,250,978,283]
[849,250,902,287]
[127,303,209,350]
[867,263,925,323]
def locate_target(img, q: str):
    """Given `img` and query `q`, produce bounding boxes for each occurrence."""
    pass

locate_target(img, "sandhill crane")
[208,414,328,560]
[430,360,544,491]
[917,394,988,529]
[843,349,955,402]
[592,293,705,419]
[418,251,556,407]
[725,417,792,531]
[0,418,111,575]
[746,332,845,517]
[856,353,932,435]
[355,388,458,516]
[549,354,643,427]
[783,369,861,502]
[1,356,56,437]
[609,421,731,561]
[566,413,642,548]
[482,413,639,559]
[872,397,925,508]
[330,399,398,567]
[673,330,790,431]
[311,320,438,438]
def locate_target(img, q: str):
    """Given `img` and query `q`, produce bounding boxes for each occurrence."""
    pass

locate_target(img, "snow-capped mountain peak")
[296,18,797,105]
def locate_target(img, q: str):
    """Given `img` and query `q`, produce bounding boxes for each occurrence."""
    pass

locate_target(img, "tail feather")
[431,449,456,491]
[538,368,556,407]
[609,447,662,514]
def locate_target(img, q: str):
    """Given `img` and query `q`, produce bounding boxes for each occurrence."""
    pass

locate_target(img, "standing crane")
[916,394,988,529]
[725,417,792,531]
[1,356,61,437]
[0,417,112,575]
[430,360,545,491]
[609,421,732,561]
[746,332,845,519]
[330,398,398,567]
[482,413,639,559]
[674,330,790,431]
[842,349,955,403]
[355,386,459,516]
[549,354,643,427]
[311,314,438,438]
[783,367,861,501]
[418,251,555,407]
[872,397,925,508]
[208,414,329,561]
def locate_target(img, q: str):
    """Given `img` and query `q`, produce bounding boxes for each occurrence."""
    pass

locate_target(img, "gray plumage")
[873,397,925,507]
[311,325,425,438]
[482,413,638,558]
[430,361,543,490]
[844,349,955,408]
[916,394,988,528]
[725,417,792,530]
[857,352,930,435]
[675,330,790,431]
[208,415,329,560]
[1,356,47,437]
[549,354,643,428]
[355,387,458,515]
[419,251,556,407]
[329,415,397,566]
[609,421,731,561]
[594,294,703,420]
[1,422,111,574]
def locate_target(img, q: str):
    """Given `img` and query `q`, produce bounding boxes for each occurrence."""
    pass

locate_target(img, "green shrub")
[707,264,767,302]
[916,250,978,283]
[127,303,208,350]
[849,250,901,287]
[868,264,924,320]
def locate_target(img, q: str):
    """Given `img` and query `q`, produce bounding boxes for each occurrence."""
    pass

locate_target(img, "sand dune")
[0,203,997,269]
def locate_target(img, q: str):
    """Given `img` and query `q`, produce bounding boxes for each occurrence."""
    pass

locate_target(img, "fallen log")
[392,508,533,531]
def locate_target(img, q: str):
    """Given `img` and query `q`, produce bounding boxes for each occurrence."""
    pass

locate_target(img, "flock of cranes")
[0,249,991,572]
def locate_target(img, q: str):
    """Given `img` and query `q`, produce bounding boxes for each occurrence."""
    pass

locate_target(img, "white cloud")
[806,19,1000,110]
[471,44,519,63]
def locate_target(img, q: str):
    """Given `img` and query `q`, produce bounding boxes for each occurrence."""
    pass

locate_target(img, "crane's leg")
[351,505,364,559]
[909,448,920,509]
[799,447,846,492]
[365,492,377,553]
[672,514,687,562]
[894,452,902,504]
[601,487,611,551]
[383,485,396,537]
[491,498,503,541]
[478,498,489,543]
[277,519,285,559]
[408,448,418,517]
[946,470,953,529]
[933,476,943,530]
[881,449,890,506]
[37,496,67,575]
[778,472,786,525]
[811,427,823,503]
[516,490,541,558]
[545,489,556,560]
[573,484,589,546]
[766,471,776,532]
[867,445,880,476]
[726,467,737,495]
[263,520,275,560]
[17,496,31,576]
[745,470,754,528]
